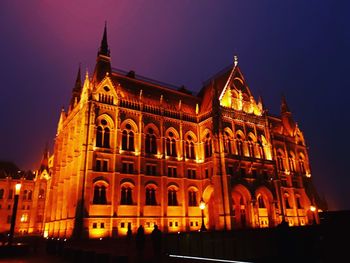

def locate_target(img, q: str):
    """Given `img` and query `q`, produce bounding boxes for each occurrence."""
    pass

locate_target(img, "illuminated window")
[236,133,244,156]
[204,134,212,158]
[145,128,157,154]
[247,135,255,158]
[188,190,197,206]
[0,189,4,199]
[121,187,133,205]
[168,189,178,206]
[166,132,177,157]
[122,124,134,151]
[185,135,195,159]
[146,188,156,205]
[93,185,107,204]
[20,213,28,223]
[289,153,296,172]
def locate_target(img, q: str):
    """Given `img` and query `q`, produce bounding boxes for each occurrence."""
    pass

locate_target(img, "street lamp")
[199,198,207,232]
[310,205,316,224]
[8,183,21,245]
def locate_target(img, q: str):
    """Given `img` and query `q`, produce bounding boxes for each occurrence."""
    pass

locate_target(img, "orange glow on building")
[0,26,326,238]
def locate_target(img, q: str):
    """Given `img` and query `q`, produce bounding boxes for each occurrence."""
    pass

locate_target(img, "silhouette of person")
[151,224,162,260]
[136,225,145,261]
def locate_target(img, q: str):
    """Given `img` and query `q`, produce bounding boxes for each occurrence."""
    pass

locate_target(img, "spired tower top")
[98,22,110,57]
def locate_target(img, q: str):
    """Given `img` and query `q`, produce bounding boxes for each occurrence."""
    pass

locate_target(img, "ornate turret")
[281,95,296,135]
[92,23,111,84]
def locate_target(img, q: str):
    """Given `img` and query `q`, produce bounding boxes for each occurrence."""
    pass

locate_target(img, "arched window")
[122,124,135,151]
[224,131,232,154]
[188,190,197,206]
[236,133,244,156]
[289,153,295,172]
[96,126,103,147]
[103,128,110,148]
[38,189,45,199]
[0,189,4,199]
[96,119,111,148]
[258,136,265,159]
[168,189,178,206]
[185,135,195,159]
[299,155,305,174]
[284,194,291,209]
[145,128,157,154]
[204,133,212,158]
[145,188,156,205]
[121,186,133,205]
[166,132,177,157]
[257,195,265,208]
[277,151,285,171]
[247,136,255,158]
[93,185,107,204]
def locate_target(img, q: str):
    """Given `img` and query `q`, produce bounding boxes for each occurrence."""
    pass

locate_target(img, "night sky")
[0,1,349,211]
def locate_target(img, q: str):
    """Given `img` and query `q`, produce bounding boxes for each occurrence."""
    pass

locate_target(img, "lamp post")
[310,205,316,225]
[199,198,207,232]
[8,183,21,245]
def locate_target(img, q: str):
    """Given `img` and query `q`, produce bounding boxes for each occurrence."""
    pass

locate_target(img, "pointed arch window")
[96,119,110,148]
[299,156,306,174]
[122,124,135,151]
[289,154,296,172]
[185,135,195,159]
[248,137,255,158]
[168,189,178,206]
[224,132,232,154]
[145,128,157,154]
[145,188,156,205]
[103,128,110,148]
[96,126,103,147]
[188,190,197,207]
[236,134,244,156]
[257,195,266,208]
[277,152,285,171]
[258,137,265,159]
[93,185,107,204]
[204,134,212,158]
[121,186,133,205]
[166,132,177,157]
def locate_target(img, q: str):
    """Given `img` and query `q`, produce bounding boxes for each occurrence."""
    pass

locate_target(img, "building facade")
[40,27,324,239]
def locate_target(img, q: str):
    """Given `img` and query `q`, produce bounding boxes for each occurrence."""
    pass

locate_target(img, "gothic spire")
[98,22,110,57]
[39,143,49,173]
[281,94,290,113]
[70,65,82,106]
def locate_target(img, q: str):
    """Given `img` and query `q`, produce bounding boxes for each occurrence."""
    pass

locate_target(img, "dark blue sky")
[0,0,349,210]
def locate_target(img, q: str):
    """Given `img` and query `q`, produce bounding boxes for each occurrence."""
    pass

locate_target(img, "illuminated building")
[42,26,325,239]
[0,150,51,235]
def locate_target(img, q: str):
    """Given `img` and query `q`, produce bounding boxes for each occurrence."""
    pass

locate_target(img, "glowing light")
[199,200,206,210]
[15,183,22,195]
[99,237,103,240]
[305,173,311,178]
[310,206,316,212]
[43,231,49,238]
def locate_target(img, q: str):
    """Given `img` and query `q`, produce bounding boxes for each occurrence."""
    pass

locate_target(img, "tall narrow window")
[277,152,284,171]
[145,128,157,154]
[168,189,178,206]
[8,189,13,200]
[96,126,103,147]
[185,135,195,159]
[166,132,177,157]
[285,195,291,209]
[27,190,32,201]
[38,189,45,199]
[23,190,27,200]
[188,191,197,206]
[0,189,4,199]
[224,132,232,154]
[146,188,156,205]
[289,155,295,172]
[248,137,255,158]
[122,124,135,151]
[204,134,212,158]
[296,196,303,209]
[103,128,110,148]
[121,187,133,205]
[258,195,265,208]
[236,134,243,156]
[93,185,107,204]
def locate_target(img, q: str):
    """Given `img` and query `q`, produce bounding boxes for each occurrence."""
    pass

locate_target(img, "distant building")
[0,150,51,235]
[1,25,325,238]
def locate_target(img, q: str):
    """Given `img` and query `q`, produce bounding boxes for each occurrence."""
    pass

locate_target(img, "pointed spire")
[74,64,82,90]
[281,94,290,113]
[39,143,49,173]
[234,55,238,67]
[98,21,110,57]
[70,65,83,106]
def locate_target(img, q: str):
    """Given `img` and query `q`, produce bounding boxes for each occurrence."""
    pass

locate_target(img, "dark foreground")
[0,220,349,263]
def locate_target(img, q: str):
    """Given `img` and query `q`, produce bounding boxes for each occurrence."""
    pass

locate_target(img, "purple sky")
[0,0,349,211]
